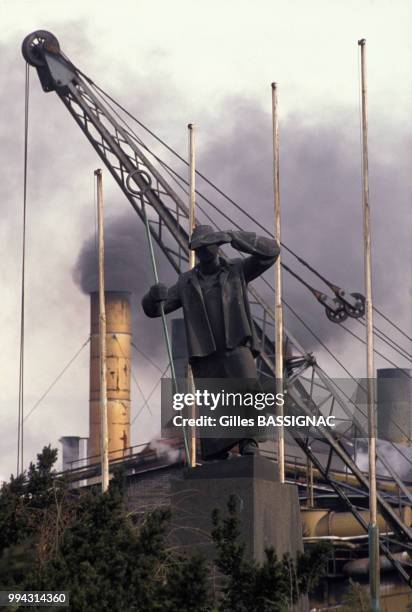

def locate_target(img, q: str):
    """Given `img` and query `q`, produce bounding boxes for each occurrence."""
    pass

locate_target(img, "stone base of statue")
[170,455,308,611]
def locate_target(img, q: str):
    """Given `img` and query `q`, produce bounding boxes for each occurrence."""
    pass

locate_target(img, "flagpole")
[271,83,285,483]
[358,38,380,611]
[188,123,197,468]
[96,169,109,493]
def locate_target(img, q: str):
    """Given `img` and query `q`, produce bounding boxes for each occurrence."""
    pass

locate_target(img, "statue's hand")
[201,230,232,246]
[149,282,168,303]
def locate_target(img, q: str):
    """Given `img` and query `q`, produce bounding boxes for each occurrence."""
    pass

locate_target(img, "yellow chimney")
[89,291,131,462]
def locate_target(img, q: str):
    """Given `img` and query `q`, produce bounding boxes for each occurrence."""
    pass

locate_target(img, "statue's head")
[189,225,219,264]
[196,243,219,264]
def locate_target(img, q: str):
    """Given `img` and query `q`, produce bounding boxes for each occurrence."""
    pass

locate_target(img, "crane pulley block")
[312,289,348,323]
[22,30,76,93]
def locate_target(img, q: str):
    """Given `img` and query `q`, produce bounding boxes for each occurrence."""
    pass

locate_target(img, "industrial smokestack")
[89,291,131,462]
[377,368,412,444]
[60,436,81,471]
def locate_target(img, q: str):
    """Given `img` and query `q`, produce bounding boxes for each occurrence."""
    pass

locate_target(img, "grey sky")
[1,0,411,481]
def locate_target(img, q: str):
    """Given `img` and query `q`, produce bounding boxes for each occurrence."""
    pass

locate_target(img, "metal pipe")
[343,552,411,577]
[96,169,109,493]
[271,82,285,483]
[305,507,412,538]
[358,37,380,610]
[289,382,412,543]
[188,123,196,468]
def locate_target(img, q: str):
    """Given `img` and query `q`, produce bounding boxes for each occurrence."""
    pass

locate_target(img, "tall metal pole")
[96,169,109,493]
[306,451,314,508]
[188,123,197,468]
[358,38,380,611]
[271,83,285,483]
[141,208,191,465]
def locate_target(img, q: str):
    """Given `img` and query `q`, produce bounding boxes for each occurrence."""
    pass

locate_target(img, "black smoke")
[73,214,154,294]
[72,211,176,361]
[72,96,411,365]
[197,98,411,355]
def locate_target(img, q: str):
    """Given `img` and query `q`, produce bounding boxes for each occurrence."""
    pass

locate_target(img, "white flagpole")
[358,38,380,611]
[96,169,109,493]
[188,123,197,468]
[271,83,285,483]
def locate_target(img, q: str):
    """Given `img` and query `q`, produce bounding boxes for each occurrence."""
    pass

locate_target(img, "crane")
[21,30,412,584]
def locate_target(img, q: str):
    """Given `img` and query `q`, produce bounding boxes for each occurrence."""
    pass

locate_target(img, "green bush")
[0,447,331,611]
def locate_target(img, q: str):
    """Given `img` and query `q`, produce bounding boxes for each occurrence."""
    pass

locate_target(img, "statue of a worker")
[142,225,279,460]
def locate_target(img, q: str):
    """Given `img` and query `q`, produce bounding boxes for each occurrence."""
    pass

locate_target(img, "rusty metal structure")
[89,291,131,461]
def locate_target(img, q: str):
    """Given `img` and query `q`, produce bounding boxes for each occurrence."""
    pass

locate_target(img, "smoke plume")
[197,98,411,354]
[73,210,177,360]
[72,97,411,366]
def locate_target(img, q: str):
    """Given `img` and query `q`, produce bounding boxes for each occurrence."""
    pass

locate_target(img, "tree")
[162,553,214,612]
[211,495,331,612]
[0,445,68,588]
[0,448,331,611]
[340,579,372,612]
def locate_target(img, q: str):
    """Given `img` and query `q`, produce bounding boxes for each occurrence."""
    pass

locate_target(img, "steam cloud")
[356,440,412,480]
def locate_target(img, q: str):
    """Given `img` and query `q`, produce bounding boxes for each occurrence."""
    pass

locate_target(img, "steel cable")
[24,338,90,422]
[89,79,412,351]
[17,63,30,474]
[73,68,412,465]
[88,81,409,330]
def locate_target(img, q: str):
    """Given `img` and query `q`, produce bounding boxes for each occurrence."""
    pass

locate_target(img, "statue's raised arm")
[229,230,280,282]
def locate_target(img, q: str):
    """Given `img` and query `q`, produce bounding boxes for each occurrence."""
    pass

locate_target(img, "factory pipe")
[301,506,412,539]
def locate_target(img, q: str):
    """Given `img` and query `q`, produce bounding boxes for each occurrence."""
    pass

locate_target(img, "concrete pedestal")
[171,455,308,610]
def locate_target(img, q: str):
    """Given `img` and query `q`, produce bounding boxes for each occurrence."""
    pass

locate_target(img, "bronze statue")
[142,225,279,460]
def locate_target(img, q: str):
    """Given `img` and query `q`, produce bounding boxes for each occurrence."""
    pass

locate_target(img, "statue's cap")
[189,224,215,250]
